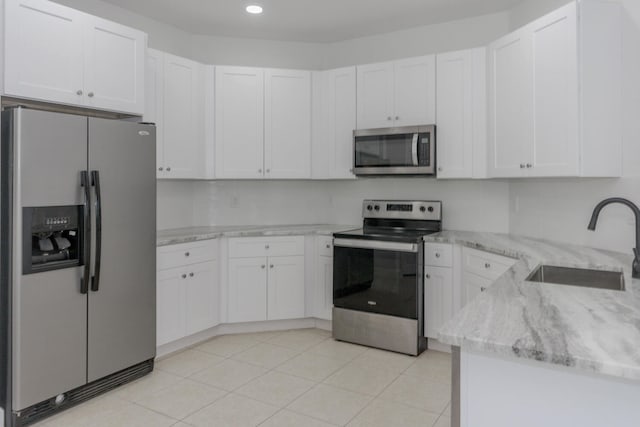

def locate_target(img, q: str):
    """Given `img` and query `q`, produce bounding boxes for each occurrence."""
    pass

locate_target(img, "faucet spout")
[588,197,640,279]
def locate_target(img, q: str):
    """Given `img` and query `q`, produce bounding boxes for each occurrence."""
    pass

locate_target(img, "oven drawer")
[228,236,305,258]
[157,239,218,270]
[462,247,516,280]
[424,243,453,267]
[317,236,333,257]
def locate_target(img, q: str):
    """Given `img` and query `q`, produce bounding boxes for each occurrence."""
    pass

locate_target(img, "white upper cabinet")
[215,66,312,179]
[357,55,435,129]
[311,67,357,179]
[488,0,621,178]
[264,69,311,178]
[215,66,265,179]
[436,48,487,179]
[145,49,209,179]
[4,0,145,115]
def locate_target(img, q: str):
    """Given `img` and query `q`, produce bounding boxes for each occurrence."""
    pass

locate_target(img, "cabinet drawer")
[424,243,453,267]
[462,247,516,280]
[228,236,304,258]
[317,236,333,257]
[157,239,218,270]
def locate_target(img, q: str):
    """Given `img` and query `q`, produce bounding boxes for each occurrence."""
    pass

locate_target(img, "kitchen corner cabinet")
[356,55,435,130]
[156,240,219,347]
[488,0,622,178]
[215,66,311,179]
[4,0,145,115]
[226,236,305,323]
[436,48,487,179]
[311,67,357,180]
[145,49,210,179]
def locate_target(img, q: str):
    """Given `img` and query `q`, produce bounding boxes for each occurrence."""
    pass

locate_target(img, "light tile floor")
[35,329,452,427]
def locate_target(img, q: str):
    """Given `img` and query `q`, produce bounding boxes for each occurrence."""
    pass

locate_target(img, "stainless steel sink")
[526,265,625,291]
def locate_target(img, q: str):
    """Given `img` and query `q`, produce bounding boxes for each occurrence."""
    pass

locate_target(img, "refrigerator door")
[86,118,156,382]
[11,109,88,410]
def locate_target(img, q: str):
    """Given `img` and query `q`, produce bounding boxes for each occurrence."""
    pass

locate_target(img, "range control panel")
[362,200,442,221]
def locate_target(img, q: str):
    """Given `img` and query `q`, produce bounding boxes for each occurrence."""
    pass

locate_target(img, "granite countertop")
[426,231,640,381]
[157,224,359,246]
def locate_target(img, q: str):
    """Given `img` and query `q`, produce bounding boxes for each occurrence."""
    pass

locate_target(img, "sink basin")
[526,265,625,291]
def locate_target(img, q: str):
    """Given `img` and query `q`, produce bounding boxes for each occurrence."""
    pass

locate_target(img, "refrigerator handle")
[80,171,91,294]
[91,170,102,292]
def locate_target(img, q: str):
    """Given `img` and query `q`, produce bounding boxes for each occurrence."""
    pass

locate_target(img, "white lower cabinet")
[226,237,305,323]
[156,240,219,347]
[462,271,493,306]
[313,236,334,320]
[424,265,454,339]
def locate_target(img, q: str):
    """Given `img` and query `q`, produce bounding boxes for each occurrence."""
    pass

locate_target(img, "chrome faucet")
[587,197,640,279]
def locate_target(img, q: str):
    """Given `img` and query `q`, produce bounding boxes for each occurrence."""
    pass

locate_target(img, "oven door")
[333,238,422,319]
[353,125,435,175]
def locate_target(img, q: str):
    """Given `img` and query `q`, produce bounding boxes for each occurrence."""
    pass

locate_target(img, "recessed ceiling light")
[246,5,263,14]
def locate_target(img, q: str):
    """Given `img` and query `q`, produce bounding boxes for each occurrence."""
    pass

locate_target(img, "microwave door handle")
[411,133,419,166]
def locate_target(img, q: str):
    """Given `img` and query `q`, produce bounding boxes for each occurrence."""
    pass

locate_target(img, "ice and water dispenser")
[22,206,83,274]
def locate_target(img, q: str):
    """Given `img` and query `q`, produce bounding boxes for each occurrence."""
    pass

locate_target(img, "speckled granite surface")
[157,224,359,246]
[426,231,640,381]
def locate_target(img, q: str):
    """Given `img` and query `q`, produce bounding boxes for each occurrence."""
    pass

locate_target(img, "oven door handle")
[411,133,419,166]
[333,238,419,253]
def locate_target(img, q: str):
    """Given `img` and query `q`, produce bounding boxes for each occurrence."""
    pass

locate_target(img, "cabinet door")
[394,55,436,126]
[144,49,165,178]
[488,28,532,178]
[356,61,394,129]
[264,69,311,178]
[328,67,357,179]
[424,266,453,339]
[462,271,493,306]
[529,3,579,177]
[186,260,219,335]
[4,0,84,106]
[267,256,305,320]
[316,256,333,320]
[162,53,205,179]
[215,66,265,178]
[228,257,267,323]
[436,50,474,179]
[157,268,187,346]
[83,16,145,114]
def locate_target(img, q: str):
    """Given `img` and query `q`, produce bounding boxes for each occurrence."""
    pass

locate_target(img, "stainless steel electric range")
[332,200,442,356]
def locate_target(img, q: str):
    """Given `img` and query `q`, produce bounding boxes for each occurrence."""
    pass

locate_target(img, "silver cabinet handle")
[166,167,171,171]
[484,263,491,269]
[480,287,487,292]
[526,163,532,168]
[435,253,441,258]
[158,167,164,171]
[395,116,399,120]
[520,164,525,169]
[76,89,83,95]
[88,92,94,98]
[387,116,392,121]
[425,274,431,279]
[181,274,187,279]
[189,272,194,277]
[258,168,262,173]
[265,245,270,249]
[270,264,274,268]
[326,244,330,249]
[185,252,190,257]
[438,167,443,172]
[261,265,266,269]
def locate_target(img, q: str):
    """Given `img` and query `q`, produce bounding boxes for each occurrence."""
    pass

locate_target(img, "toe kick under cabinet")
[226,236,305,323]
[156,240,219,346]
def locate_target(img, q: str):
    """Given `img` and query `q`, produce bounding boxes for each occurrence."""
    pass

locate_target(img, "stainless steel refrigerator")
[0,107,157,426]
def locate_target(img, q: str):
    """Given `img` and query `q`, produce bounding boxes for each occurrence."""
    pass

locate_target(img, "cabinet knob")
[520,164,525,169]
[189,272,194,277]
[387,116,392,121]
[166,167,171,172]
[266,169,271,173]
[76,90,83,96]
[426,274,431,279]
[181,274,187,279]
[258,169,262,173]
[88,92,94,98]
[438,167,443,172]
[261,265,266,269]
[158,167,164,171]
[265,245,270,249]
[485,263,491,269]
[395,116,399,121]
[526,163,532,168]
[480,287,487,292]
[435,253,440,258]
[185,252,190,257]
[326,244,330,249]
[270,264,274,269]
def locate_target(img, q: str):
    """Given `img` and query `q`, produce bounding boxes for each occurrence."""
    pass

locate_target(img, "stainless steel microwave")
[353,125,436,176]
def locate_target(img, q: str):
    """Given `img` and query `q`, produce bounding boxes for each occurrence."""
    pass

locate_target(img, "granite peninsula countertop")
[426,231,640,381]
[157,224,359,246]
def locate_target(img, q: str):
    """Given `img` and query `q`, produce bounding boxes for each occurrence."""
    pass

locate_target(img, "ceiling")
[99,0,524,43]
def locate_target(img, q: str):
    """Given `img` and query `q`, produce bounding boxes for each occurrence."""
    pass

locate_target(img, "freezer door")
[87,118,156,382]
[12,108,88,410]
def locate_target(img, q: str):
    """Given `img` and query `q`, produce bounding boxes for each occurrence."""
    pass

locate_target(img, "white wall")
[507,0,640,253]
